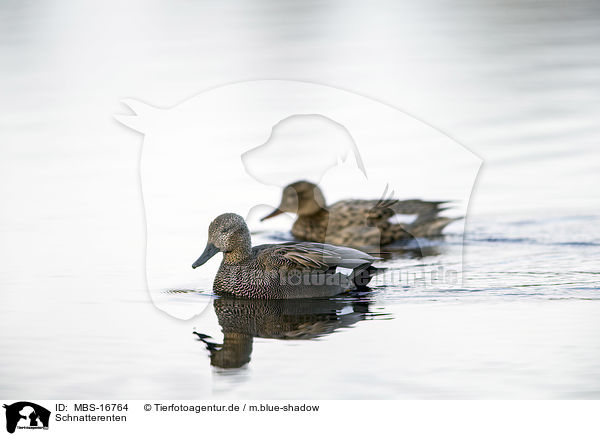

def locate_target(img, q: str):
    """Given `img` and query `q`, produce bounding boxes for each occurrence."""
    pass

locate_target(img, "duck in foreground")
[192,213,381,299]
[261,181,457,248]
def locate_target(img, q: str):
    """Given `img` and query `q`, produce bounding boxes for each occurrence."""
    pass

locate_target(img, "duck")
[192,213,381,299]
[261,181,456,248]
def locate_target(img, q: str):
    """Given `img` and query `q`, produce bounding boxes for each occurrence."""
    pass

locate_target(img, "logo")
[3,402,50,434]
[115,80,481,319]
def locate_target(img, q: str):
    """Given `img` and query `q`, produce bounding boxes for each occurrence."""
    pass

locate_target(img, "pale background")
[1,0,599,398]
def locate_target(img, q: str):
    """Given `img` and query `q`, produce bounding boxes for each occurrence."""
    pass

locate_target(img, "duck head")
[192,213,252,268]
[261,181,326,221]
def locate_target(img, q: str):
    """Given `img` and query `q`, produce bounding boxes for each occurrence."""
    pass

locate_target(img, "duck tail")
[409,216,462,237]
[351,264,386,289]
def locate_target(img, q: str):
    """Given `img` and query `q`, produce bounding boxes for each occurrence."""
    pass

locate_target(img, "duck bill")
[260,208,284,222]
[192,243,219,268]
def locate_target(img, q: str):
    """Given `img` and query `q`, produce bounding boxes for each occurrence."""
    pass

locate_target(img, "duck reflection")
[194,293,375,369]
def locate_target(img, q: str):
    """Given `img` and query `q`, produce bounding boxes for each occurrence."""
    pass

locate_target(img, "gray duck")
[261,181,456,248]
[192,213,380,299]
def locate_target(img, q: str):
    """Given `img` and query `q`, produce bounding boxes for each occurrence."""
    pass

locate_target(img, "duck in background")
[261,181,458,249]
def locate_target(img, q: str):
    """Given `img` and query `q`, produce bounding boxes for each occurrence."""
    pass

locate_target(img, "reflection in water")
[194,293,381,369]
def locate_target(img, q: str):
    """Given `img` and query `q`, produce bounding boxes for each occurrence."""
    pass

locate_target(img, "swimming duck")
[192,213,380,299]
[261,181,456,248]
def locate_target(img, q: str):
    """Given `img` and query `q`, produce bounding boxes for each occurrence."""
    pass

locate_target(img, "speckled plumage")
[263,181,457,248]
[192,213,379,299]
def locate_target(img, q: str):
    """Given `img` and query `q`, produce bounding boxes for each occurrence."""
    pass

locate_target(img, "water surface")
[0,0,599,399]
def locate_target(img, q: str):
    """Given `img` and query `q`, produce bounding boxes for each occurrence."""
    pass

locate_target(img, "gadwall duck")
[261,181,456,248]
[192,213,380,299]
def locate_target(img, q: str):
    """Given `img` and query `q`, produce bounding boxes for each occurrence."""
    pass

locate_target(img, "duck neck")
[222,240,252,265]
[299,207,329,222]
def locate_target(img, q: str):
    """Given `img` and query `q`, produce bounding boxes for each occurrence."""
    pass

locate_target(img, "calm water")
[1,0,599,399]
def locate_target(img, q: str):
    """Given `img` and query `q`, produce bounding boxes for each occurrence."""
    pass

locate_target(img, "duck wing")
[256,242,376,271]
[332,198,446,216]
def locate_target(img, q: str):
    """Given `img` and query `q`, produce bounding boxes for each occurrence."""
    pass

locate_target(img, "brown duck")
[261,181,457,248]
[192,213,381,299]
